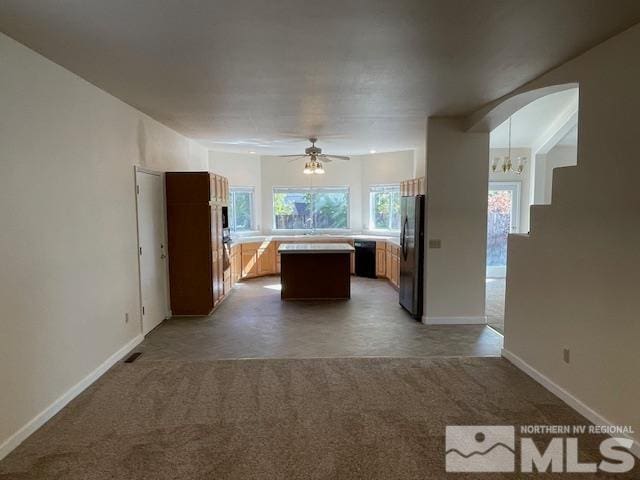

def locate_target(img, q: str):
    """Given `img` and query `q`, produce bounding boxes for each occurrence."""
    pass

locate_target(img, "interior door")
[486,182,520,278]
[136,169,168,335]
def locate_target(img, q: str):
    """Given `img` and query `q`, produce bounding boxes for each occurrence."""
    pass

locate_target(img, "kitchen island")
[278,243,355,300]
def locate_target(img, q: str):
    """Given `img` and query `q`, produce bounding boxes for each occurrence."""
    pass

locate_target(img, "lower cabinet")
[230,244,242,285]
[241,244,258,278]
[383,243,400,289]
[236,239,399,288]
[257,242,276,276]
[376,242,386,277]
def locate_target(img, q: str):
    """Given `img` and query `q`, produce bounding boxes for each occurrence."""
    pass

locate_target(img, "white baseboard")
[422,315,487,325]
[502,348,639,459]
[0,334,144,461]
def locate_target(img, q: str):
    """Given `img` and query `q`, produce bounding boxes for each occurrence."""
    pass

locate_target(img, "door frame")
[486,181,521,278]
[134,166,170,335]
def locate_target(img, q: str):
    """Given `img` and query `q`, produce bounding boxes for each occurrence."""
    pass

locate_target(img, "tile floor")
[139,275,504,360]
[486,277,506,333]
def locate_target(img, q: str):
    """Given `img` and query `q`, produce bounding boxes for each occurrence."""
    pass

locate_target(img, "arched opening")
[482,86,579,333]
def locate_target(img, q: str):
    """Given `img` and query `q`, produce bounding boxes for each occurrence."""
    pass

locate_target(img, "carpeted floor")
[1,357,635,479]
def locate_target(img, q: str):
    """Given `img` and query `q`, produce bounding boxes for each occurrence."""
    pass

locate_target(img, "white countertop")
[278,242,355,254]
[231,234,400,247]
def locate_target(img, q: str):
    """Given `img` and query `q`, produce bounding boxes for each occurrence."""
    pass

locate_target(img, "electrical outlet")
[125,312,129,324]
[563,348,570,364]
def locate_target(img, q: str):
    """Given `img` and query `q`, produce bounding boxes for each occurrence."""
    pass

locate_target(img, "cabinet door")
[241,243,259,278]
[390,254,398,287]
[223,178,229,205]
[386,249,392,282]
[257,244,273,276]
[376,248,386,277]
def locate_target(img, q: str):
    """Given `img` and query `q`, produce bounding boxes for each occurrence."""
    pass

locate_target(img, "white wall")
[424,118,489,322]
[0,33,207,456]
[488,147,532,233]
[470,24,640,447]
[210,150,415,234]
[542,145,577,204]
[359,151,415,231]
[260,155,364,232]
[208,151,262,231]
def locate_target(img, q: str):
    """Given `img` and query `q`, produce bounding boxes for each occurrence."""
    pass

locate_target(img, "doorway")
[486,182,520,278]
[135,167,169,335]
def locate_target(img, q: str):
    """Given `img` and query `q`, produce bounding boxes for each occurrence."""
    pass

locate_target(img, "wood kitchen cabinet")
[257,242,277,276]
[230,244,241,286]
[385,242,400,289]
[166,171,229,316]
[375,242,386,277]
[241,243,259,278]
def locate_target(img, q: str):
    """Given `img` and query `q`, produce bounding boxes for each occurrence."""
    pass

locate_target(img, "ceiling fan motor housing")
[305,145,322,155]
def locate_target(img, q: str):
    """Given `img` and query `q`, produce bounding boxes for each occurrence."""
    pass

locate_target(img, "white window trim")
[272,186,351,231]
[368,184,401,232]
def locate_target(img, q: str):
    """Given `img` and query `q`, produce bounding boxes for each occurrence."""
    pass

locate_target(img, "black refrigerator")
[399,194,425,319]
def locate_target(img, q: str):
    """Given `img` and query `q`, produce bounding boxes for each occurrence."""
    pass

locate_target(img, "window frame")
[368,184,401,232]
[229,186,256,234]
[272,186,351,232]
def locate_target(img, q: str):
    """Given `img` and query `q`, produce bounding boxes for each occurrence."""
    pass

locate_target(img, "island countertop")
[278,242,355,254]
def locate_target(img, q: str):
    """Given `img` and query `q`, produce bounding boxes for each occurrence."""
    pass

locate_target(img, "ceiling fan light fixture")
[303,162,313,174]
[314,162,325,174]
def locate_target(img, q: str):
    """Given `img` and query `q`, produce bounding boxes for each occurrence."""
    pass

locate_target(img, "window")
[229,187,255,232]
[369,185,401,231]
[486,182,520,278]
[273,187,349,230]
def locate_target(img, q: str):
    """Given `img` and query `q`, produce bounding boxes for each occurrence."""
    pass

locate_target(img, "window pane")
[273,191,312,229]
[486,189,513,267]
[313,190,348,229]
[370,185,400,230]
[229,188,254,232]
[373,192,391,229]
[233,192,252,231]
[273,188,349,230]
[390,191,401,230]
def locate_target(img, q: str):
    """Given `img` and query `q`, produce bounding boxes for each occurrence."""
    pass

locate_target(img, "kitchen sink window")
[273,186,349,230]
[229,187,255,232]
[369,184,401,231]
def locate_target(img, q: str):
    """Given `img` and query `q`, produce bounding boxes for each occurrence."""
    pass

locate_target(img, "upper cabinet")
[400,176,426,196]
[209,174,230,205]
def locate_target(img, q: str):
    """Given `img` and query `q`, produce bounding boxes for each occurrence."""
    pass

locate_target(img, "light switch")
[428,239,442,249]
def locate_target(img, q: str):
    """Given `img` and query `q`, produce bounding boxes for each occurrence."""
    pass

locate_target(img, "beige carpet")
[0,357,636,479]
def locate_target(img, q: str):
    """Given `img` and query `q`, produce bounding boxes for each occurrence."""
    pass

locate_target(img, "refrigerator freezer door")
[399,195,425,319]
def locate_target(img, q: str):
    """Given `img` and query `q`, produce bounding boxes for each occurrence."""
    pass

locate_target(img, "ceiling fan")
[278,137,350,174]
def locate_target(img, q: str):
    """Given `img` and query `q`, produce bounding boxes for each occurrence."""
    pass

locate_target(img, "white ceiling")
[1,1,638,155]
[490,89,579,149]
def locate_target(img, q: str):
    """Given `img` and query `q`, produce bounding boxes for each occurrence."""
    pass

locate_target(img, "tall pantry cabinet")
[165,172,229,316]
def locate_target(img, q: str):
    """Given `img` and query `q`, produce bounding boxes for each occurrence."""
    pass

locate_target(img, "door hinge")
[139,247,142,256]
[142,306,145,315]
[136,185,140,194]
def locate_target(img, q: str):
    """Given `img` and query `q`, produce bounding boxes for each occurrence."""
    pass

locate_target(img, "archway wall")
[466,24,640,446]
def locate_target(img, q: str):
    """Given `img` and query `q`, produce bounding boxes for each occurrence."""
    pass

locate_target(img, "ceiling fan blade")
[286,157,306,163]
[279,154,307,157]
[321,158,333,163]
[324,155,350,161]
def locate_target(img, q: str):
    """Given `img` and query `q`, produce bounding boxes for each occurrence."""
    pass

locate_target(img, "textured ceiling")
[1,1,639,154]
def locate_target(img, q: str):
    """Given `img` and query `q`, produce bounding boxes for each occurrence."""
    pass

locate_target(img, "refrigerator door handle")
[401,216,409,260]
